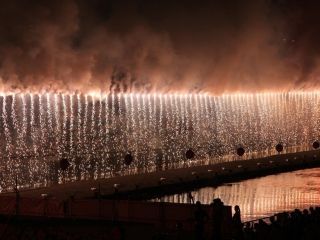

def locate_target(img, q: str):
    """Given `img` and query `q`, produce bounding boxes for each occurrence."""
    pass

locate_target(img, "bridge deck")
[1,150,319,200]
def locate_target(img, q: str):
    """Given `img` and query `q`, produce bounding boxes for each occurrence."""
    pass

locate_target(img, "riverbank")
[1,150,319,200]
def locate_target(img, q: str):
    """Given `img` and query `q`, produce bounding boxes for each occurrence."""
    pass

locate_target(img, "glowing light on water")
[0,91,319,190]
[155,168,320,221]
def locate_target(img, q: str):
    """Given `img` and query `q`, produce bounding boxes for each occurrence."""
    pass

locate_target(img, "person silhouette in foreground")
[194,201,208,240]
[232,205,244,240]
[188,192,195,204]
[211,198,224,240]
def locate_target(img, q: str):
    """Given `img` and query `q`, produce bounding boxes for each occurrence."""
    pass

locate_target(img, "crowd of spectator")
[193,198,320,240]
[241,206,320,240]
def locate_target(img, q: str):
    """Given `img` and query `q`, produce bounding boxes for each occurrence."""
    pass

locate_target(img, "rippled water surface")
[154,167,320,221]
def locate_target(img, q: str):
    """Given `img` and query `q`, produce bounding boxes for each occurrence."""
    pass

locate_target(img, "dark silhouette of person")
[175,221,184,240]
[268,215,282,240]
[232,205,243,240]
[243,222,254,240]
[14,186,20,215]
[194,201,208,240]
[63,199,69,217]
[110,222,125,240]
[211,198,224,240]
[188,192,194,204]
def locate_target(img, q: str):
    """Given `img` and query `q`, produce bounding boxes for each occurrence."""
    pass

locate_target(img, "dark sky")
[0,0,320,94]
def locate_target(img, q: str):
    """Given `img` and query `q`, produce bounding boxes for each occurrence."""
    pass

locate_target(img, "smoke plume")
[0,0,319,94]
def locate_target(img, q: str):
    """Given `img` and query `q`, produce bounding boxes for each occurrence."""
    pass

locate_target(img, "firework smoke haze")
[0,0,319,94]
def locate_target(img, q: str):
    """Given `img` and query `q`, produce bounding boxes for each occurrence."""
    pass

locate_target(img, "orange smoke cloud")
[0,0,319,94]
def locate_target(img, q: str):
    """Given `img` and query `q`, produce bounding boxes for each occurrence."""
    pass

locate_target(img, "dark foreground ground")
[0,201,319,239]
[0,215,159,239]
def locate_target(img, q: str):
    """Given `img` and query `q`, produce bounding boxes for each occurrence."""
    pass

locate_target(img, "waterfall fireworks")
[0,91,319,191]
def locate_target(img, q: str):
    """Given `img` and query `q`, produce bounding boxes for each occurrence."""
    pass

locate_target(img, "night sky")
[1,0,320,94]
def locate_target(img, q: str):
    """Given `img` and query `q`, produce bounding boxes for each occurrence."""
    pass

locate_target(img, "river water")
[153,167,320,221]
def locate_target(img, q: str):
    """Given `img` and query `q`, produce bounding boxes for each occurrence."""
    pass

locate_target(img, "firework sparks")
[0,91,318,191]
